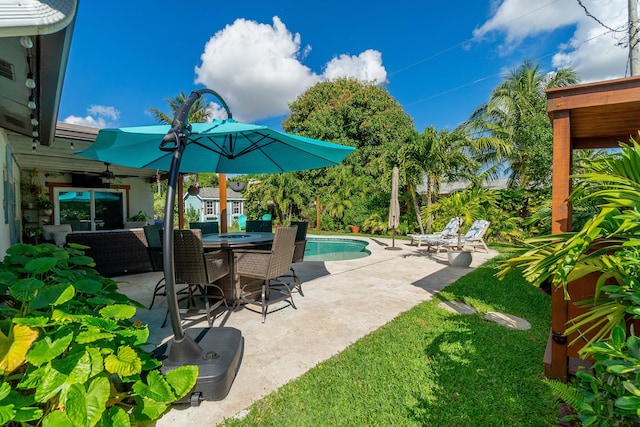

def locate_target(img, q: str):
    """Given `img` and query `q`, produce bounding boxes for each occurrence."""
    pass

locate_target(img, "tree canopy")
[462,60,579,189]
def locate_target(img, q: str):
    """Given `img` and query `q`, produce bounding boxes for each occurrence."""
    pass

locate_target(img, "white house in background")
[438,178,509,195]
[416,175,509,195]
[184,187,245,226]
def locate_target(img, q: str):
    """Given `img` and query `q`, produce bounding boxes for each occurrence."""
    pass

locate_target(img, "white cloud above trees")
[474,0,630,82]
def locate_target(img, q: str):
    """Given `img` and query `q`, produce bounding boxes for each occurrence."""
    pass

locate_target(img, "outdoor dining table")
[201,232,275,301]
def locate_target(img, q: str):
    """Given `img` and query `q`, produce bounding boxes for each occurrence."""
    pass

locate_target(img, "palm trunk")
[410,182,425,234]
[425,175,435,233]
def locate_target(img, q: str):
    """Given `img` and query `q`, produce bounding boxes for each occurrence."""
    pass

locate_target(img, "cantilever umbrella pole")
[160,89,231,356]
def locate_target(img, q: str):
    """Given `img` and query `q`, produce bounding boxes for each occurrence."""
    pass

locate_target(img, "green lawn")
[220,249,558,426]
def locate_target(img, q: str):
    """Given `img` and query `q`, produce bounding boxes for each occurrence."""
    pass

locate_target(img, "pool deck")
[115,235,498,426]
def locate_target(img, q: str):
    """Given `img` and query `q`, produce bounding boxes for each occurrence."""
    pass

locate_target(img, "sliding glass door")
[55,188,125,231]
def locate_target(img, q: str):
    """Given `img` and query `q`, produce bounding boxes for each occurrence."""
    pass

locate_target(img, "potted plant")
[187,184,199,196]
[229,180,246,192]
[37,194,54,215]
[124,210,149,228]
[24,226,43,243]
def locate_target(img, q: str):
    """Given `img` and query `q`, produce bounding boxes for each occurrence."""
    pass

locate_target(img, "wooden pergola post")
[547,109,572,380]
[219,173,227,233]
[545,76,640,379]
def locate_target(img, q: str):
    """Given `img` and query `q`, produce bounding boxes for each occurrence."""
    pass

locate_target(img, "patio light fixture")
[19,36,33,49]
[22,36,39,147]
[25,73,36,89]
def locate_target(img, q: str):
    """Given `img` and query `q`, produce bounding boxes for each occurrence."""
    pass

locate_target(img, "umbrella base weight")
[161,327,244,404]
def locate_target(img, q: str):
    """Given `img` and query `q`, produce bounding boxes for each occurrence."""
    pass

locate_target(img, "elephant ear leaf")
[104,346,142,377]
[66,376,110,427]
[41,409,73,427]
[164,366,198,400]
[0,324,39,372]
[25,333,73,367]
[132,370,174,403]
[101,406,130,427]
[99,304,136,320]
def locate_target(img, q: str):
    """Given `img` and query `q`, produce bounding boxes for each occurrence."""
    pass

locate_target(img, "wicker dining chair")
[189,221,219,235]
[277,221,308,296]
[245,220,272,232]
[144,224,166,309]
[162,229,229,327]
[234,225,298,322]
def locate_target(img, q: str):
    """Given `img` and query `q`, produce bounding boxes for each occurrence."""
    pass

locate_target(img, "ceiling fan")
[76,162,139,181]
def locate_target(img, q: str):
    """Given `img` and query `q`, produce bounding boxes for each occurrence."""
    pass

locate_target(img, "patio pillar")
[220,173,227,233]
[547,108,572,380]
[551,109,572,234]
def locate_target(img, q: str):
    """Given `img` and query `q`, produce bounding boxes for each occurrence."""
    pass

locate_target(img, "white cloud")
[195,17,387,122]
[475,0,629,82]
[474,0,584,44]
[323,50,388,83]
[87,105,120,121]
[62,104,121,128]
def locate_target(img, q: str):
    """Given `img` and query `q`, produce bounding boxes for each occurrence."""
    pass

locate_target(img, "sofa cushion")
[42,224,72,247]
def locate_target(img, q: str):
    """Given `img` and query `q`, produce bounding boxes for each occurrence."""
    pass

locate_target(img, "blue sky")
[58,0,629,133]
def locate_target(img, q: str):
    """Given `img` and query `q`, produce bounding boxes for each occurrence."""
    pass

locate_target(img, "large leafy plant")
[0,243,197,426]
[499,139,640,349]
[545,326,640,426]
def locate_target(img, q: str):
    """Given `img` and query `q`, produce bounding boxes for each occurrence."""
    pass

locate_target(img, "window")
[232,201,241,215]
[204,200,217,216]
[54,188,126,231]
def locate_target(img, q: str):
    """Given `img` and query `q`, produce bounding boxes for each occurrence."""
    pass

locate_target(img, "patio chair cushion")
[42,224,72,247]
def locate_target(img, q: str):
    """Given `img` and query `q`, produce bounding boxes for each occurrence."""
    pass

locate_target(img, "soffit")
[547,76,640,148]
[0,1,78,146]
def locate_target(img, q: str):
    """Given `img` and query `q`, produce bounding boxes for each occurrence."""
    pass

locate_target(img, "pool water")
[303,237,371,261]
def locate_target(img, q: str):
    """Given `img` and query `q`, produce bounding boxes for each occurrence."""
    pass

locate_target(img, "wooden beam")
[552,110,572,234]
[547,76,640,111]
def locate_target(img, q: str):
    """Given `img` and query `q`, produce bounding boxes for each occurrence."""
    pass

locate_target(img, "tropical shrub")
[500,139,640,426]
[499,139,640,349]
[0,243,197,426]
[545,326,640,426]
[362,212,387,234]
[186,205,200,224]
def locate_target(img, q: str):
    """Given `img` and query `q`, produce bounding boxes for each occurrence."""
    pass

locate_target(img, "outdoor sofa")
[65,228,153,276]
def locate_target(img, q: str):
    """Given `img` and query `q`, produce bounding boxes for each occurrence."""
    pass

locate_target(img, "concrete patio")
[113,235,498,426]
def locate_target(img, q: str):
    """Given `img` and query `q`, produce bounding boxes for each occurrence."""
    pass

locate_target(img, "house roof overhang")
[0,1,78,146]
[7,122,160,180]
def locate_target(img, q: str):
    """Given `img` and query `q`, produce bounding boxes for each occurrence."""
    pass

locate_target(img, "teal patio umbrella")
[76,120,354,174]
[75,88,355,401]
[59,191,121,202]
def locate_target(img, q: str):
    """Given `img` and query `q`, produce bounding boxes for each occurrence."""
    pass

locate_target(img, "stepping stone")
[484,312,531,330]
[438,301,477,315]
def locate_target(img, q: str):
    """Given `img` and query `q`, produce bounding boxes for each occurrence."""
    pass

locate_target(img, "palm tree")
[147,92,213,124]
[148,92,217,224]
[399,127,485,233]
[462,60,579,189]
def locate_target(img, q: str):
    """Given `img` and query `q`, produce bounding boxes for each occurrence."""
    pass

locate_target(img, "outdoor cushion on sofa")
[42,224,72,247]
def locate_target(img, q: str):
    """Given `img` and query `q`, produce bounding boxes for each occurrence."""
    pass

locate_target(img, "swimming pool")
[303,237,371,261]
